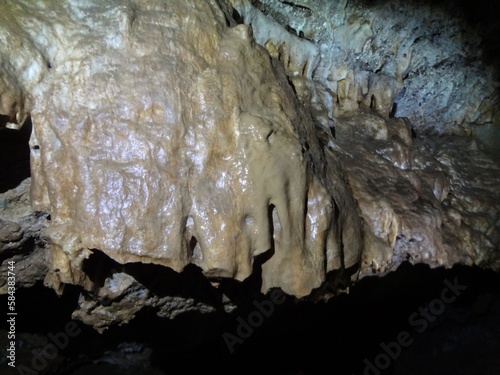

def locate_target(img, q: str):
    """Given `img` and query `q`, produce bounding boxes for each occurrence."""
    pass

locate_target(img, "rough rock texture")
[0,0,499,331]
[230,0,500,274]
[0,178,48,292]
[73,276,217,332]
[0,0,363,327]
[231,0,500,145]
[330,111,500,276]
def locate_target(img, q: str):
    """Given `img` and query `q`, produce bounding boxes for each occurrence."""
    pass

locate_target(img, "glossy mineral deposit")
[0,0,362,299]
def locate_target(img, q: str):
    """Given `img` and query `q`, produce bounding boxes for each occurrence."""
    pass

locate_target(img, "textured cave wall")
[0,0,499,331]
[0,0,363,306]
[231,0,500,274]
[231,0,500,138]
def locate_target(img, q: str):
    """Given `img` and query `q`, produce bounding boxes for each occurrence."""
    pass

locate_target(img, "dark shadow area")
[124,262,221,307]
[308,261,361,302]
[82,249,222,307]
[0,116,31,193]
[231,7,244,24]
[0,237,35,264]
[216,248,274,305]
[355,0,500,79]
[81,249,123,289]
[1,262,499,375]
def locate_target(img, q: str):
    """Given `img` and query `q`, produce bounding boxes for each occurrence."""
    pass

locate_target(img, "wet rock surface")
[230,0,500,282]
[330,111,500,276]
[0,0,500,366]
[0,0,363,317]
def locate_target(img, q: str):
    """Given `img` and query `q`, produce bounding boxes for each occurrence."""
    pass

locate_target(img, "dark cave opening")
[2,262,499,375]
[0,116,31,193]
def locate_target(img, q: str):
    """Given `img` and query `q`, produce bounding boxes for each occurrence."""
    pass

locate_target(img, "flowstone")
[0,0,362,312]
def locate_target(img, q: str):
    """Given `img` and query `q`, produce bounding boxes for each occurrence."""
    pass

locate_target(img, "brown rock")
[0,0,362,300]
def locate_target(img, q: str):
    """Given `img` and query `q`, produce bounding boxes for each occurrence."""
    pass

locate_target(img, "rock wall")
[0,0,499,330]
[231,0,500,138]
[332,111,500,276]
[230,0,500,275]
[0,0,362,306]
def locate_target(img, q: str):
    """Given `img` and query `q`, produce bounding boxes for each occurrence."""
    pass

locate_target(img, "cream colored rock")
[0,0,362,299]
[332,110,500,275]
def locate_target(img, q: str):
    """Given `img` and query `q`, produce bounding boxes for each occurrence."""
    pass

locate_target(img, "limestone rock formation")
[231,0,500,141]
[0,0,363,328]
[231,0,500,275]
[0,0,499,331]
[332,111,500,275]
